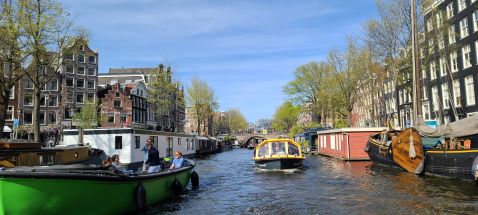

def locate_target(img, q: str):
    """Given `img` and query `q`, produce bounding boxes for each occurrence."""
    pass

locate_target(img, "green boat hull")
[0,166,194,215]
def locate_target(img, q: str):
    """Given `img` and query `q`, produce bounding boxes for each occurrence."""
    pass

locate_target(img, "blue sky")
[61,0,378,123]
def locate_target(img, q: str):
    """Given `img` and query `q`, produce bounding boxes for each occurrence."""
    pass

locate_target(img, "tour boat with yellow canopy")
[253,139,305,170]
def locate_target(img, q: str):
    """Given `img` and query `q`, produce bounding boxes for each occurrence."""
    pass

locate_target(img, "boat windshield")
[271,142,286,155]
[288,144,299,156]
[258,144,270,157]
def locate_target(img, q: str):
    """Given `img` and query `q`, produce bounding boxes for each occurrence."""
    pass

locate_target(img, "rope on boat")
[409,129,416,159]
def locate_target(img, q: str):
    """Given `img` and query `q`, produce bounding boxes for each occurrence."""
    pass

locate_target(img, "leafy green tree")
[224,108,248,134]
[72,99,101,143]
[272,101,299,131]
[187,77,218,135]
[147,64,178,131]
[19,0,80,142]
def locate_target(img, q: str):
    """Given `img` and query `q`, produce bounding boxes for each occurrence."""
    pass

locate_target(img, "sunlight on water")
[152,149,478,214]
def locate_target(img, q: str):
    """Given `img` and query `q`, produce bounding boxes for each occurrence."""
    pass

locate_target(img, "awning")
[3,126,12,133]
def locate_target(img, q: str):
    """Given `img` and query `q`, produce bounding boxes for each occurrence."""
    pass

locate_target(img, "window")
[24,79,34,89]
[460,17,469,39]
[432,86,439,111]
[178,138,181,146]
[442,83,450,109]
[427,18,433,32]
[9,86,14,99]
[450,51,458,72]
[87,80,95,89]
[120,114,127,123]
[423,102,431,120]
[88,56,96,64]
[107,113,114,122]
[48,112,56,124]
[421,69,426,79]
[462,45,472,69]
[430,61,437,80]
[65,53,74,61]
[135,136,140,149]
[46,79,58,91]
[114,100,121,108]
[474,10,478,32]
[87,92,95,100]
[449,25,456,44]
[24,111,32,124]
[77,54,85,63]
[65,108,72,119]
[48,95,58,106]
[115,136,122,149]
[436,12,443,28]
[66,78,74,87]
[87,67,95,76]
[447,2,454,19]
[78,66,85,75]
[66,65,74,73]
[24,93,33,106]
[423,86,428,100]
[76,79,85,88]
[453,79,461,107]
[39,112,45,125]
[79,45,85,51]
[6,106,13,120]
[428,39,434,54]
[465,75,476,105]
[420,48,424,59]
[115,92,120,97]
[438,34,445,49]
[458,0,467,12]
[76,92,84,103]
[439,57,447,77]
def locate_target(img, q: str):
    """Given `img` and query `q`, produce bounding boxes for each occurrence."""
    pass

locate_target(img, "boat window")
[288,144,299,155]
[258,144,269,157]
[272,142,286,155]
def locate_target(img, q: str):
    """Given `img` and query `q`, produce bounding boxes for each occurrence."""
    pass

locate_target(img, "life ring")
[135,182,147,212]
[191,171,199,189]
[172,178,183,195]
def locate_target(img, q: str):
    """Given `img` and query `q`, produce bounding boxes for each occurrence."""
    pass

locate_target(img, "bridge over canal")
[234,133,289,148]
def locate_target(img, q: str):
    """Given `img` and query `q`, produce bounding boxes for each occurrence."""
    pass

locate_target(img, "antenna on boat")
[411,0,422,127]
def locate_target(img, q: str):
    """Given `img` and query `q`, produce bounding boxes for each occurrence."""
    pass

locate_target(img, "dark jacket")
[146,146,161,166]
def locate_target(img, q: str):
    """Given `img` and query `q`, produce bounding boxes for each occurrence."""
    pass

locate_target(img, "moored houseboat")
[253,139,305,170]
[317,128,387,161]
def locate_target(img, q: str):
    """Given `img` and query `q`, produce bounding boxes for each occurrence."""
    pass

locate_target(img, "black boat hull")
[425,150,478,180]
[366,140,401,169]
[255,158,303,170]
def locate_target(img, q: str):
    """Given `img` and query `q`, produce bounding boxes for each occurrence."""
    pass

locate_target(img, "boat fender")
[172,178,184,195]
[364,142,370,152]
[191,171,199,189]
[135,182,147,213]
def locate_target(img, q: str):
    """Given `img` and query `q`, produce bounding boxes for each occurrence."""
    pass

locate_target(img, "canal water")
[151,149,478,214]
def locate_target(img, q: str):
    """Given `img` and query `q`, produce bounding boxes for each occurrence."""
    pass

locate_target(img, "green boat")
[0,161,199,215]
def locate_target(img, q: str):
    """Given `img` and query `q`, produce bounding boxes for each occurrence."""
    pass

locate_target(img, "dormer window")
[88,56,96,64]
[77,54,85,63]
[65,53,74,61]
[115,92,120,97]
[79,45,84,51]
[114,100,122,108]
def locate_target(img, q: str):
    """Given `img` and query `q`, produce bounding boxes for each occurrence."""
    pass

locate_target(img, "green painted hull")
[0,166,194,215]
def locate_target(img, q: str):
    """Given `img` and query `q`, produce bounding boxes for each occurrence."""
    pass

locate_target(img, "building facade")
[421,0,478,125]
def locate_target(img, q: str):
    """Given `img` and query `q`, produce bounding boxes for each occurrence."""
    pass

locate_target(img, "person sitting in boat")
[111,154,125,172]
[145,140,161,173]
[169,151,185,170]
[273,143,285,155]
[102,157,112,167]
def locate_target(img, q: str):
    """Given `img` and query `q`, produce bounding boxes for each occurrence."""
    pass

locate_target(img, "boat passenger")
[102,157,112,166]
[142,138,152,172]
[111,154,125,172]
[273,143,285,155]
[169,151,185,170]
[146,140,161,173]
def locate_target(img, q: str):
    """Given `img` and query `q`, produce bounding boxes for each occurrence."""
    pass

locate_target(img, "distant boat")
[0,139,106,168]
[253,139,305,170]
[0,160,198,215]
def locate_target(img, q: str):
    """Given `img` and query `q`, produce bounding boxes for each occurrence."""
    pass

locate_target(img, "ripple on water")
[152,149,478,215]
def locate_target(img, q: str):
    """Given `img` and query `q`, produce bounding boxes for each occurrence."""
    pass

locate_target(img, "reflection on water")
[151,149,478,214]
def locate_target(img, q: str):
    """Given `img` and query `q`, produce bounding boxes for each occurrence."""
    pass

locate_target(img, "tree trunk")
[33,87,41,142]
[0,94,7,138]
